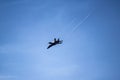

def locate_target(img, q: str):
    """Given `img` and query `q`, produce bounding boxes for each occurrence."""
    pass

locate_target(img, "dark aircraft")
[47,38,63,49]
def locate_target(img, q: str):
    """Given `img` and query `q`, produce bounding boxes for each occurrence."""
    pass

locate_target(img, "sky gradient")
[0,0,120,80]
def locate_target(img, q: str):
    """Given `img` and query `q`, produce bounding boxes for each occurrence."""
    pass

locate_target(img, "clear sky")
[0,0,120,80]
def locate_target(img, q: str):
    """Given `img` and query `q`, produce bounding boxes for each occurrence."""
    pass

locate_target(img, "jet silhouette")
[47,38,63,49]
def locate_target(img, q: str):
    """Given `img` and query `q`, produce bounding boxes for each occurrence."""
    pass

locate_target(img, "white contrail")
[62,13,91,39]
[72,12,91,32]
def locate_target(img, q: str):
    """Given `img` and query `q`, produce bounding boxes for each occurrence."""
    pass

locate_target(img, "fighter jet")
[47,38,63,49]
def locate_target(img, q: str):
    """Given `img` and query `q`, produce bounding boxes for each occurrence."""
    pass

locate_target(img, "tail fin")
[54,38,56,42]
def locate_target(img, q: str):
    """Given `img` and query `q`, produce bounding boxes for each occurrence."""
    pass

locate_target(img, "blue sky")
[0,0,120,80]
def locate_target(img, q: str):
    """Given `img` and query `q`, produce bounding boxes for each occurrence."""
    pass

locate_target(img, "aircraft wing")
[49,42,53,44]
